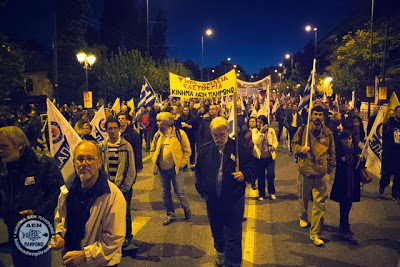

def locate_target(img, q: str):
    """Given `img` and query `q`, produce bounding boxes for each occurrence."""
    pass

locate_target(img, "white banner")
[227,102,237,138]
[47,99,82,185]
[363,106,383,178]
[237,75,271,97]
[90,106,108,142]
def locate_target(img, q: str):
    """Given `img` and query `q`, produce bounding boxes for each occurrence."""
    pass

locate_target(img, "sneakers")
[270,194,276,201]
[162,217,175,226]
[184,208,191,220]
[393,198,400,204]
[216,251,224,266]
[257,196,264,201]
[310,235,324,247]
[379,186,385,197]
[122,238,131,248]
[299,219,309,228]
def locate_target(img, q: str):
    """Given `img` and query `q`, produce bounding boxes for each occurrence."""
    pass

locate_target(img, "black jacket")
[0,148,64,225]
[121,125,143,171]
[195,138,256,203]
[382,116,400,173]
[330,145,361,203]
[197,116,213,146]
[284,111,303,129]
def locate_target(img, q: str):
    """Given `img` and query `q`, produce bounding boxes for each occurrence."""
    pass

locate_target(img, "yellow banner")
[169,69,237,98]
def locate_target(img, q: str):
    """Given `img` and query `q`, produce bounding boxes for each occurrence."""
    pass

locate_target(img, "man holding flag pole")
[292,59,336,247]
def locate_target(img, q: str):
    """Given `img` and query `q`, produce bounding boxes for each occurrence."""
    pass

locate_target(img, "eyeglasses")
[74,156,98,165]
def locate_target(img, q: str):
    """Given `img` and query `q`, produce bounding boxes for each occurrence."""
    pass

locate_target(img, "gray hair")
[0,126,30,149]
[74,140,103,161]
[210,116,229,132]
[156,112,174,126]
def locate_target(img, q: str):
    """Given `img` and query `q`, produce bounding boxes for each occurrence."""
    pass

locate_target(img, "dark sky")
[152,0,367,74]
[0,0,368,75]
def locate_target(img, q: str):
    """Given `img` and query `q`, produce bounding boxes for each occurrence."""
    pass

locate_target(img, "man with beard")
[53,140,126,266]
[292,105,336,247]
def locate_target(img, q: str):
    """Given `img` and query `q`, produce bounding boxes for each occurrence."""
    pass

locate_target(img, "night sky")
[0,0,368,75]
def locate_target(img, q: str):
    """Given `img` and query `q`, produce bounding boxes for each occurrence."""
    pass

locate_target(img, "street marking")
[243,187,257,264]
[143,154,152,161]
[131,216,151,236]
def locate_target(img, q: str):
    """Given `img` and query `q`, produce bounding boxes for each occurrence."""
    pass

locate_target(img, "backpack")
[153,128,182,145]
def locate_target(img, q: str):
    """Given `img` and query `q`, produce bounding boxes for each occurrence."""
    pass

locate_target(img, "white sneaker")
[270,194,276,200]
[299,219,309,228]
[216,251,224,266]
[310,235,324,247]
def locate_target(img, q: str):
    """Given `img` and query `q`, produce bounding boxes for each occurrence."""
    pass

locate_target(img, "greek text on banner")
[169,69,237,98]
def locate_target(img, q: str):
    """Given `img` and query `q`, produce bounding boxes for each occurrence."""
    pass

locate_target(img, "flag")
[383,92,399,123]
[297,71,313,115]
[47,99,82,185]
[362,106,384,178]
[227,102,237,138]
[111,97,120,115]
[127,98,135,120]
[272,98,280,114]
[138,82,156,108]
[90,106,108,142]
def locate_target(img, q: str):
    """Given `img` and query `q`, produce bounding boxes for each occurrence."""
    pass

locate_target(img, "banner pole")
[304,58,317,148]
[143,76,160,103]
[233,89,240,172]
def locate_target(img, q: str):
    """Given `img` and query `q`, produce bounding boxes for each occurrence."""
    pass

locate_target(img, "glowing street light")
[305,25,318,59]
[279,63,283,67]
[201,28,213,81]
[326,77,333,82]
[76,52,96,92]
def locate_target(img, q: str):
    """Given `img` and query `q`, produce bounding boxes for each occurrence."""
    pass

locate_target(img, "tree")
[150,9,168,62]
[0,34,25,98]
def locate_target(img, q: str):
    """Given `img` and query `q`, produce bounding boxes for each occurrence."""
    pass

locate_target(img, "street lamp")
[76,52,96,92]
[201,28,213,81]
[278,73,282,91]
[326,77,333,82]
[285,54,294,78]
[305,25,318,59]
[225,57,231,73]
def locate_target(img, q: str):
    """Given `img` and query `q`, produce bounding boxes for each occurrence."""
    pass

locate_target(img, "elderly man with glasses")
[53,140,126,266]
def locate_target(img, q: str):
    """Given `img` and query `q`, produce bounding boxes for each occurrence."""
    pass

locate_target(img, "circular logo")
[13,215,55,257]
[98,118,106,133]
[50,121,63,144]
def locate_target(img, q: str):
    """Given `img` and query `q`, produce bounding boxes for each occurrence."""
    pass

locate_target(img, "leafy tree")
[316,73,333,96]
[98,49,191,100]
[0,34,25,98]
[150,9,168,62]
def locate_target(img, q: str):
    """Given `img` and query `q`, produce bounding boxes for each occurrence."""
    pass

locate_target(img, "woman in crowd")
[252,115,279,200]
[330,130,362,239]
[244,117,258,190]
[74,113,89,136]
[177,106,197,167]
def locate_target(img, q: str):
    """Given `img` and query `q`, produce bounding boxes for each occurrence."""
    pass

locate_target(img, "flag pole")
[233,87,240,172]
[143,76,160,103]
[304,58,317,147]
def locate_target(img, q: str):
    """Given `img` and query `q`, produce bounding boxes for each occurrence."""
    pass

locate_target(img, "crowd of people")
[0,94,399,267]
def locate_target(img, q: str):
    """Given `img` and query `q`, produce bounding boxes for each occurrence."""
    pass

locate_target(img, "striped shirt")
[108,138,121,182]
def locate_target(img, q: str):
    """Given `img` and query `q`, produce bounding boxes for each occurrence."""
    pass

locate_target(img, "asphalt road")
[0,122,399,266]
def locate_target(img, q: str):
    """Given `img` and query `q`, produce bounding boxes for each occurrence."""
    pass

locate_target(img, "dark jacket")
[176,114,197,142]
[0,148,64,225]
[330,145,361,203]
[195,138,256,203]
[382,116,400,173]
[197,116,214,146]
[121,125,143,171]
[284,111,303,129]
[341,111,354,132]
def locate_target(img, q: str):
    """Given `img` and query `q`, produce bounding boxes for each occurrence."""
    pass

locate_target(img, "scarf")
[64,171,110,252]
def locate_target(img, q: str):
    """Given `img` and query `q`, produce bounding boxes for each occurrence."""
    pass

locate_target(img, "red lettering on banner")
[222,76,228,81]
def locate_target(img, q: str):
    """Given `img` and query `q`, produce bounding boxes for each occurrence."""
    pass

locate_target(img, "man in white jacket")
[53,140,126,266]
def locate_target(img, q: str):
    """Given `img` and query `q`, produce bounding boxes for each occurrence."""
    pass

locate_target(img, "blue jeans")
[158,166,190,218]
[122,188,133,240]
[206,196,244,267]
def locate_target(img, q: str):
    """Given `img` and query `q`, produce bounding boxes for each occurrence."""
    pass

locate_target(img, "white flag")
[227,102,237,138]
[90,106,108,142]
[272,98,280,114]
[362,106,384,178]
[47,99,81,185]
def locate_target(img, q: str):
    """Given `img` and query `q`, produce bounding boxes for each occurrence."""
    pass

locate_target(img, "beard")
[313,118,322,125]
